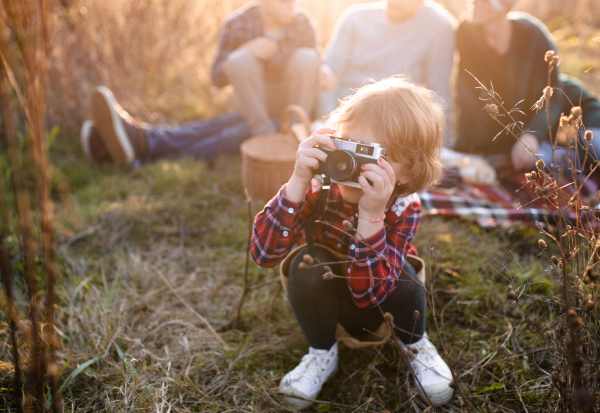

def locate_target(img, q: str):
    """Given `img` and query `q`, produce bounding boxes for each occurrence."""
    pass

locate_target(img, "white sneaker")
[279,342,339,410]
[401,333,454,406]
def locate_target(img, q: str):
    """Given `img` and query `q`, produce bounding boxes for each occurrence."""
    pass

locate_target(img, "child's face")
[336,123,410,204]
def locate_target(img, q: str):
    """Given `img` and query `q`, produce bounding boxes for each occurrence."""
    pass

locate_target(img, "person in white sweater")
[318,0,456,144]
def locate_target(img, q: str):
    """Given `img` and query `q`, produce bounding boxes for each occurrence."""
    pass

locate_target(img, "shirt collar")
[327,184,344,204]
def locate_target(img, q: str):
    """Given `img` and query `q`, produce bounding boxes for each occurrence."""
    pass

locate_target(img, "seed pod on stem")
[536,159,546,171]
[413,310,421,322]
[342,220,354,232]
[506,285,518,301]
[302,254,314,266]
[322,265,335,280]
[585,130,594,143]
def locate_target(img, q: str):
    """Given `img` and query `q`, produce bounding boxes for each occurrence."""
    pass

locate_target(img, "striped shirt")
[251,184,421,308]
[211,3,318,88]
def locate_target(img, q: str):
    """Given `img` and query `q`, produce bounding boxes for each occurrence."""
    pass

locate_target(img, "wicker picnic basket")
[241,105,311,202]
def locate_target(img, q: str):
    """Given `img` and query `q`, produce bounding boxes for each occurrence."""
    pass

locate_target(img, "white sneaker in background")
[401,333,454,406]
[279,342,339,410]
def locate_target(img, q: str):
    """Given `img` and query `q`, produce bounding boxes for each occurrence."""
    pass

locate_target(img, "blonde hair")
[330,76,445,195]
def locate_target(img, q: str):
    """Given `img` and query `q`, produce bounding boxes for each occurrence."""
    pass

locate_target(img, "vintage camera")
[314,135,387,188]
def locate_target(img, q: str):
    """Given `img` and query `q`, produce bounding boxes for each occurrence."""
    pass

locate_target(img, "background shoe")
[80,120,112,163]
[402,333,454,406]
[279,342,339,410]
[91,86,148,166]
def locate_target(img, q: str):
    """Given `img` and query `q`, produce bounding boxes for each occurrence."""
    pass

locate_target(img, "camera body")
[314,135,387,188]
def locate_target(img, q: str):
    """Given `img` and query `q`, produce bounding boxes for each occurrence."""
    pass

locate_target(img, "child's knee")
[287,246,340,291]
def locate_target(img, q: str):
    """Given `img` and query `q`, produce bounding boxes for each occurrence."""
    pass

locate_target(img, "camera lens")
[324,150,358,182]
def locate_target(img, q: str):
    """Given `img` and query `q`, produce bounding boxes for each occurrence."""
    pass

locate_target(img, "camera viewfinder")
[356,144,374,156]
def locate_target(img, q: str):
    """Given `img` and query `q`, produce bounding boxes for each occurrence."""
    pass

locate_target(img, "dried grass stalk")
[0,0,59,410]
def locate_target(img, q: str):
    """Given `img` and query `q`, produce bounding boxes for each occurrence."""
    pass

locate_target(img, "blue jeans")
[537,127,600,173]
[143,112,251,163]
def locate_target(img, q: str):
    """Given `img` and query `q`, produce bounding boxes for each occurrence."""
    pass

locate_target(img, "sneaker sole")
[278,366,338,410]
[80,120,95,162]
[91,86,135,166]
[279,387,313,411]
[413,378,454,406]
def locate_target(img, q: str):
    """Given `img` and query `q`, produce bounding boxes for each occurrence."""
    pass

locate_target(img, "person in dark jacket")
[454,0,600,173]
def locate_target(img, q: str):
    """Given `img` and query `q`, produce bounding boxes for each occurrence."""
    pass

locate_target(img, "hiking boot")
[91,86,148,166]
[80,120,112,163]
[279,342,338,410]
[401,333,454,406]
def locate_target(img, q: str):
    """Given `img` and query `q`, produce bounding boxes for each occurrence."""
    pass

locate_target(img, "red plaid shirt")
[251,184,421,308]
[211,3,318,88]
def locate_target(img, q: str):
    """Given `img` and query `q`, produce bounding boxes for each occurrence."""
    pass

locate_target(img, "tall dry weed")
[0,0,60,411]
[476,49,600,412]
[49,0,226,134]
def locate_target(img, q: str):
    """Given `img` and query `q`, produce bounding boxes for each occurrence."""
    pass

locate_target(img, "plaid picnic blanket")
[418,172,600,228]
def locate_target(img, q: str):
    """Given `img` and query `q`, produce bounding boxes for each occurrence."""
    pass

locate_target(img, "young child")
[251,77,454,409]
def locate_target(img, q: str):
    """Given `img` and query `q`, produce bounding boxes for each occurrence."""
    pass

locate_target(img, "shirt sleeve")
[345,200,421,308]
[317,9,356,117]
[423,20,456,146]
[251,186,313,267]
[211,19,237,88]
[298,11,318,51]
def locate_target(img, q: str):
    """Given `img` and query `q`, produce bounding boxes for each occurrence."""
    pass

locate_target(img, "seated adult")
[81,0,320,167]
[317,0,456,144]
[454,0,600,174]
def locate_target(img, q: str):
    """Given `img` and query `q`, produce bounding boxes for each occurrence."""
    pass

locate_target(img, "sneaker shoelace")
[409,341,446,380]
[297,352,331,385]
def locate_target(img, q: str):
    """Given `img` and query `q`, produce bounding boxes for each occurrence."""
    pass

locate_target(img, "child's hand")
[285,128,336,202]
[357,158,396,222]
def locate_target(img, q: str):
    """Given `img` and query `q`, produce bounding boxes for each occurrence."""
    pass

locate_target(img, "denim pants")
[143,112,250,163]
[537,127,600,172]
[142,47,319,163]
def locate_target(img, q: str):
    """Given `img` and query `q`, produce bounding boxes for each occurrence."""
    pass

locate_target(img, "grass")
[4,145,552,411]
[1,0,600,411]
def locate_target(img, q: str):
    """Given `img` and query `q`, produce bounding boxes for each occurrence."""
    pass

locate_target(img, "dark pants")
[287,246,427,350]
[144,112,251,163]
[538,127,600,172]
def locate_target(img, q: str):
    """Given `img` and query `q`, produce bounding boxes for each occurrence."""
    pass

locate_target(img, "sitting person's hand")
[240,37,278,60]
[511,132,540,171]
[318,64,336,91]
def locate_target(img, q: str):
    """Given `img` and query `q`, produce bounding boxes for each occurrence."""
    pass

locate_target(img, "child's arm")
[347,158,419,308]
[251,128,337,267]
[250,188,307,267]
[347,198,421,308]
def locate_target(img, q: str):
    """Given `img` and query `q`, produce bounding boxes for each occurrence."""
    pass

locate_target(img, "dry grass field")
[1,0,600,412]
